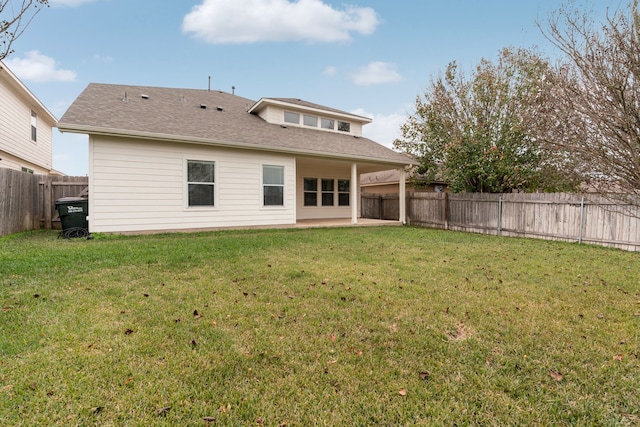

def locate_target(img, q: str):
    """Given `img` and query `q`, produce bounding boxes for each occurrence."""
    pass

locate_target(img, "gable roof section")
[57,83,415,166]
[0,62,57,124]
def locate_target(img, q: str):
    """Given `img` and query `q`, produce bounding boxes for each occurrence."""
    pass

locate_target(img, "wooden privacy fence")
[362,191,640,252]
[361,192,400,221]
[0,168,88,236]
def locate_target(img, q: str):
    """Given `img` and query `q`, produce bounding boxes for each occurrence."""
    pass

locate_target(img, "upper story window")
[282,111,351,134]
[337,121,350,133]
[30,111,37,142]
[303,115,318,127]
[321,118,334,130]
[284,111,299,125]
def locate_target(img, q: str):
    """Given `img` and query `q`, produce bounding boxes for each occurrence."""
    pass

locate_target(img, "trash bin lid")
[55,197,88,204]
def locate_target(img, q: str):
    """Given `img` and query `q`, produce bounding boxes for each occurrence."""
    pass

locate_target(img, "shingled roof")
[58,83,415,166]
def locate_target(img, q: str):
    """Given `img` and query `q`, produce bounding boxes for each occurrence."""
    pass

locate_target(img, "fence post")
[497,195,503,236]
[578,196,585,244]
[42,177,52,229]
[444,192,449,230]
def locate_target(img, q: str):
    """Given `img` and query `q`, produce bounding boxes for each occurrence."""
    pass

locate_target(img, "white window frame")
[186,159,216,209]
[284,111,300,125]
[303,114,318,127]
[262,164,285,207]
[338,179,350,206]
[30,111,37,142]
[337,121,351,133]
[303,177,318,207]
[321,118,335,130]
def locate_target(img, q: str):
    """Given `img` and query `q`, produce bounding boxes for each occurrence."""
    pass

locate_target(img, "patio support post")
[351,163,358,224]
[398,168,406,224]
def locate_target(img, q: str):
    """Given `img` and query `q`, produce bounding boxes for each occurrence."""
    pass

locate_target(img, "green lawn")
[1,226,639,426]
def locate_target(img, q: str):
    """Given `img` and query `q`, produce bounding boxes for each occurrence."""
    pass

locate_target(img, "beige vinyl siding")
[254,105,282,124]
[0,149,52,174]
[89,136,295,233]
[295,159,357,220]
[0,74,53,171]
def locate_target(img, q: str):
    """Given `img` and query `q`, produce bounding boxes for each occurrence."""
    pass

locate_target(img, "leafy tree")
[1,0,48,61]
[540,0,640,204]
[394,48,576,193]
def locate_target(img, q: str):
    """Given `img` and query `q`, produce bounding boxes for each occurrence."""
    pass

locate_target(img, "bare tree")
[541,0,640,205]
[1,0,49,61]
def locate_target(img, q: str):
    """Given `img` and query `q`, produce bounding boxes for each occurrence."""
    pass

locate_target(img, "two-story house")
[0,62,57,175]
[58,83,416,233]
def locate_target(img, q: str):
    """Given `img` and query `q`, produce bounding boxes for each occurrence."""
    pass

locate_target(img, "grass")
[1,226,639,426]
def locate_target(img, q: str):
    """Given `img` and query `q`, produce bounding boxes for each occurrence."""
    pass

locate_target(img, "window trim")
[186,159,216,209]
[262,164,285,207]
[303,177,318,207]
[321,118,335,130]
[303,114,318,127]
[338,179,350,206]
[30,110,37,142]
[284,111,300,125]
[321,178,335,207]
[282,111,350,134]
[303,177,350,208]
[337,121,351,133]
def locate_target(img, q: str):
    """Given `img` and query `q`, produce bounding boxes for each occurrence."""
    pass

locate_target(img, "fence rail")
[363,191,640,252]
[0,168,88,236]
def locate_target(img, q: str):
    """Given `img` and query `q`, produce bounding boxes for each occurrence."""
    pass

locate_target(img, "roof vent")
[200,104,207,109]
[280,124,287,128]
[216,106,224,111]
[141,94,149,99]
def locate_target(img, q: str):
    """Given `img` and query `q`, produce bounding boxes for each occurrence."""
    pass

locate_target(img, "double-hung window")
[321,179,334,206]
[263,165,284,206]
[338,179,350,206]
[304,178,318,206]
[187,160,215,207]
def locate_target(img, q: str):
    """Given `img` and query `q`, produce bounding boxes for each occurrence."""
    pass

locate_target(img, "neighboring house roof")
[361,168,447,186]
[0,62,57,124]
[57,83,416,166]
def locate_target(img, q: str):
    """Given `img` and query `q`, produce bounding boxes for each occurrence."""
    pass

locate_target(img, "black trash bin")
[55,197,89,238]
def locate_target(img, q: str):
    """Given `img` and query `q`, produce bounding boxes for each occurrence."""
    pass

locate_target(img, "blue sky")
[5,0,612,176]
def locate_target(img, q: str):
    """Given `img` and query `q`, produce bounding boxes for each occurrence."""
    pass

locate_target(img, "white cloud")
[352,108,406,148]
[92,54,113,64]
[323,65,337,77]
[351,61,402,86]
[49,0,97,6]
[4,51,76,83]
[182,0,379,44]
